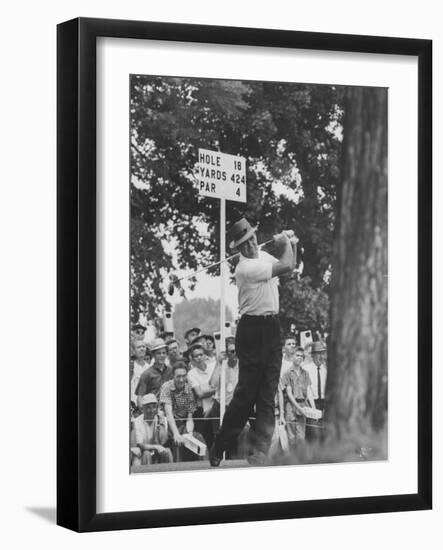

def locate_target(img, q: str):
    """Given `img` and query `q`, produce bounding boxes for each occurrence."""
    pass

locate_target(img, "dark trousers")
[207,400,244,458]
[315,398,325,411]
[214,315,282,456]
[306,399,325,442]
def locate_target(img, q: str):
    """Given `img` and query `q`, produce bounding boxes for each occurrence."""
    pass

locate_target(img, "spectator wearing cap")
[131,394,172,467]
[184,327,201,349]
[304,341,327,411]
[187,343,217,447]
[160,362,205,461]
[132,323,147,341]
[281,347,316,445]
[136,338,173,402]
[130,339,150,413]
[162,333,175,345]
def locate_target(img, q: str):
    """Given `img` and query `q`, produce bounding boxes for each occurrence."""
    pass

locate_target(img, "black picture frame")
[57,17,432,532]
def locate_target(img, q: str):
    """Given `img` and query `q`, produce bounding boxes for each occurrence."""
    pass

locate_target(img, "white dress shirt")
[303,360,327,400]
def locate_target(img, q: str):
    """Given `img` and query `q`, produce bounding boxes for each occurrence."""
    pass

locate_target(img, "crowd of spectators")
[130,324,327,469]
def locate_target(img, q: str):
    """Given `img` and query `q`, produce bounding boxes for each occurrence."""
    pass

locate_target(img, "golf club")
[167,231,298,296]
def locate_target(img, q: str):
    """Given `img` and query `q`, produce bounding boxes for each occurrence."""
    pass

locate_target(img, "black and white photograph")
[0,0,438,542]
[129,75,388,473]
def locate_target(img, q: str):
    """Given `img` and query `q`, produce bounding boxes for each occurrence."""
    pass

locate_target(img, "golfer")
[210,218,296,466]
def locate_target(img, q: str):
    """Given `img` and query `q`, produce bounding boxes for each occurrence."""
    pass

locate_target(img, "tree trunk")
[325,87,388,446]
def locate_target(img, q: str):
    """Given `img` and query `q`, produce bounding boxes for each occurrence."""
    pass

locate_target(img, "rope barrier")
[132,414,325,427]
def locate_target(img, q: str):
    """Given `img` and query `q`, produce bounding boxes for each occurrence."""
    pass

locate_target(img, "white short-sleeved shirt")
[205,355,217,373]
[280,357,293,379]
[235,250,279,316]
[187,363,216,413]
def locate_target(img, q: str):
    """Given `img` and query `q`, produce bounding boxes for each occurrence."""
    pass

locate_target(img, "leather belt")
[242,313,278,320]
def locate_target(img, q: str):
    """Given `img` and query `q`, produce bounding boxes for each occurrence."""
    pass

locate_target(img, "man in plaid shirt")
[160,361,206,461]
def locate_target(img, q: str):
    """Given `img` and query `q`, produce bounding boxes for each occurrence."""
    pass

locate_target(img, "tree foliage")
[279,276,330,334]
[130,75,344,329]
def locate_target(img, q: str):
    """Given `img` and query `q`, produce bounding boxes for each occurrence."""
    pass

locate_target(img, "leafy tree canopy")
[130,75,343,331]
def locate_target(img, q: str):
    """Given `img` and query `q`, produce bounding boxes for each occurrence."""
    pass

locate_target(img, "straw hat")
[228,218,257,249]
[311,341,327,353]
[140,393,158,406]
[149,338,167,352]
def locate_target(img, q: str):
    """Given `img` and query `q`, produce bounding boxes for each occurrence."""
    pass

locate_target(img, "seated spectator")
[130,416,141,467]
[130,339,149,415]
[131,394,172,467]
[281,347,316,446]
[160,362,206,462]
[135,338,172,403]
[187,343,217,447]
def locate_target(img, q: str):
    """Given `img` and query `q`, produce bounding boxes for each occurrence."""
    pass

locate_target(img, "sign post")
[219,196,226,423]
[196,149,246,425]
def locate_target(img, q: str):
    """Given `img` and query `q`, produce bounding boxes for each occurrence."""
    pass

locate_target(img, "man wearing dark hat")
[135,338,173,401]
[184,327,201,349]
[132,322,147,341]
[210,218,296,466]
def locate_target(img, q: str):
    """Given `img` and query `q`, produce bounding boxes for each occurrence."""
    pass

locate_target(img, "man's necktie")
[317,366,322,400]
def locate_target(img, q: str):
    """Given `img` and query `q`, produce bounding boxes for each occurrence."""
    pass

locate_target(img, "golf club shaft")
[172,237,275,285]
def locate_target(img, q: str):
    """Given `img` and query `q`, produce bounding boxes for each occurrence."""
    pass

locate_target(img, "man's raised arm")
[271,232,294,278]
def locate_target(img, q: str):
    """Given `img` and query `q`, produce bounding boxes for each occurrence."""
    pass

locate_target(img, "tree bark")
[325,87,388,444]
